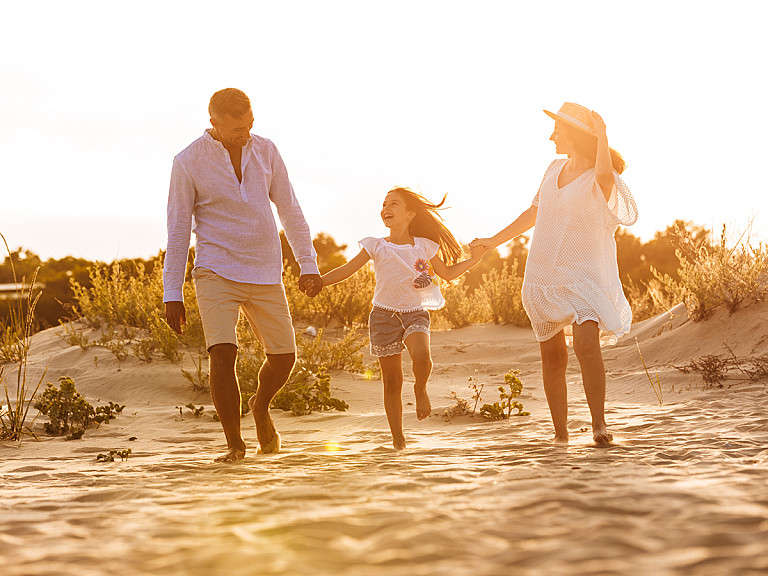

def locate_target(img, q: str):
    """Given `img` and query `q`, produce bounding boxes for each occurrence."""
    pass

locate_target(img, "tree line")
[1,220,707,333]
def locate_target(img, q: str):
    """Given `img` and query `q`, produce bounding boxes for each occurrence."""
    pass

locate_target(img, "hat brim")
[543,110,595,136]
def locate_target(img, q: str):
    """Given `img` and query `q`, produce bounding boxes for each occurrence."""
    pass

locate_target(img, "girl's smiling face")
[381,191,415,229]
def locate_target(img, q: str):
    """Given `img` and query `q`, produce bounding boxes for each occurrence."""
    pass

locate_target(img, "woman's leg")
[539,330,569,443]
[379,353,406,450]
[572,320,613,446]
[404,331,432,420]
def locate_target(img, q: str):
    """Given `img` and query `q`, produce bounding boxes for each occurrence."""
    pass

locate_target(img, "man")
[163,88,321,462]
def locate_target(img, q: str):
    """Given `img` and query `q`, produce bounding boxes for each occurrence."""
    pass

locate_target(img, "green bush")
[479,370,530,420]
[33,376,124,436]
[270,365,348,415]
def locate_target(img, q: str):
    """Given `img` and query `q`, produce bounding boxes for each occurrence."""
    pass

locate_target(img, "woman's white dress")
[522,159,638,342]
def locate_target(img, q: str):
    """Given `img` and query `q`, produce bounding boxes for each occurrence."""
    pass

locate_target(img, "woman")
[472,102,637,446]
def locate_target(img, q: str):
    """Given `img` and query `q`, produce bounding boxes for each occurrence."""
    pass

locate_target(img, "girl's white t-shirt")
[523,158,638,342]
[359,236,445,312]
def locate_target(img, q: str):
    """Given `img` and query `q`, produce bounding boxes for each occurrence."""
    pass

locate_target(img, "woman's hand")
[469,239,492,260]
[591,110,607,138]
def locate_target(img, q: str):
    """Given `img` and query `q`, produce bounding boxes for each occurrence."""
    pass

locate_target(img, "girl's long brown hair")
[560,123,626,174]
[389,187,463,265]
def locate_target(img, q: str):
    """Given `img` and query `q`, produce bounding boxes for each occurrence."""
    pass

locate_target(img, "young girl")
[320,187,487,450]
[472,102,638,447]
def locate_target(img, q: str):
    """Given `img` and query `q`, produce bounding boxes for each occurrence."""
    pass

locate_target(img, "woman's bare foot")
[593,430,614,447]
[553,434,570,445]
[214,443,246,463]
[392,434,406,450]
[414,385,431,420]
[249,396,281,454]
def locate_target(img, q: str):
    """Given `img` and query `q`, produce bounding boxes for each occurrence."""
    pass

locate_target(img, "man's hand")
[298,274,323,298]
[165,301,187,335]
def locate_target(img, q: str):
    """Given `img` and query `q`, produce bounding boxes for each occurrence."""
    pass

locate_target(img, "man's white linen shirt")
[163,131,319,303]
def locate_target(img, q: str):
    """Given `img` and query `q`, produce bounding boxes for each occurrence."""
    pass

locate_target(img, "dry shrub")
[655,224,768,320]
[67,255,205,362]
[473,261,529,326]
[284,263,374,328]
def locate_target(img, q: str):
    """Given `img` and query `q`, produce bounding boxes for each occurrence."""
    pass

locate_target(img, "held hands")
[299,274,323,298]
[469,238,493,259]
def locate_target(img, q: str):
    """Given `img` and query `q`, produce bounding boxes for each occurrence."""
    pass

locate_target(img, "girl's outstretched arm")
[320,249,371,287]
[472,204,537,251]
[430,243,489,282]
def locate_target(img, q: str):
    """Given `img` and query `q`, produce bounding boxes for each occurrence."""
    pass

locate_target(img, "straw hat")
[543,102,595,136]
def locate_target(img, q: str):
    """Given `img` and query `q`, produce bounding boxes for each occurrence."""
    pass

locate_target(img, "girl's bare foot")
[414,385,431,420]
[214,443,246,463]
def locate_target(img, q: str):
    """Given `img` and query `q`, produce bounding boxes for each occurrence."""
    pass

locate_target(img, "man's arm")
[163,156,195,332]
[267,142,320,290]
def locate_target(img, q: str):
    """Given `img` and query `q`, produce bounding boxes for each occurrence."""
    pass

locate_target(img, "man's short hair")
[209,88,251,120]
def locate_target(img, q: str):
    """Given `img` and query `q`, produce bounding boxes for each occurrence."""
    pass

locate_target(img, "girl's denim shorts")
[368,306,430,357]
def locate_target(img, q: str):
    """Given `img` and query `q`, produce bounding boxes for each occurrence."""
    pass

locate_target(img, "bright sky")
[2,1,767,262]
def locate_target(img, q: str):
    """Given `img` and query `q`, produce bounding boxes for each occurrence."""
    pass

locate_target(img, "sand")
[2,301,768,576]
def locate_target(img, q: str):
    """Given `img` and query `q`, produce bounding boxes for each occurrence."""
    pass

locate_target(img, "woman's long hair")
[561,123,626,174]
[388,187,463,265]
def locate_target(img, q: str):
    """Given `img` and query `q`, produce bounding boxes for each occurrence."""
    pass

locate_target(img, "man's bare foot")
[214,444,246,463]
[249,396,281,454]
[392,435,406,450]
[414,385,431,420]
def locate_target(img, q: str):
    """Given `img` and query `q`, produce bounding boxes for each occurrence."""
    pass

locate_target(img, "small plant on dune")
[479,369,530,420]
[0,233,46,442]
[184,403,205,418]
[33,375,124,438]
[467,369,484,416]
[181,352,210,391]
[97,448,132,462]
[442,391,472,422]
[674,344,768,388]
[61,322,92,350]
[635,338,663,405]
[271,365,348,416]
[95,401,125,424]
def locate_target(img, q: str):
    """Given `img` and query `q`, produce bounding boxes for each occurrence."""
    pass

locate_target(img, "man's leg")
[209,343,246,462]
[248,352,295,453]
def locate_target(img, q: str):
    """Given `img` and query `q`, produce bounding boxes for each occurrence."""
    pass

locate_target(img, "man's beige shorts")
[192,267,296,354]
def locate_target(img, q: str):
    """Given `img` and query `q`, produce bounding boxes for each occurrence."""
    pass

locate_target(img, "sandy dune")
[2,301,768,575]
